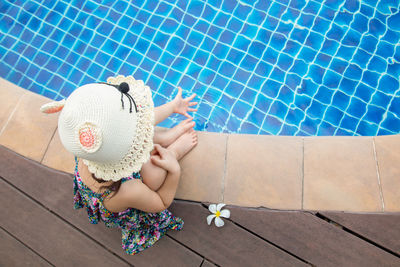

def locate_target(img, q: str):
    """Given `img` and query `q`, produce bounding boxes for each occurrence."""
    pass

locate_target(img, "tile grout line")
[220,134,229,203]
[372,138,385,212]
[0,92,26,137]
[301,138,304,210]
[40,126,58,164]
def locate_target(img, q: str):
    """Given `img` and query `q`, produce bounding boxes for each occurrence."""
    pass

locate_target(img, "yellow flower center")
[215,210,221,217]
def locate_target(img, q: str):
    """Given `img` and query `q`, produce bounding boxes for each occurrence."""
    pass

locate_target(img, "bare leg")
[167,129,198,160]
[141,130,198,191]
[153,118,195,147]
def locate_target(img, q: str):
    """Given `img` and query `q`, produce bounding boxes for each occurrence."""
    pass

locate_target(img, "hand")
[172,87,198,118]
[151,144,180,174]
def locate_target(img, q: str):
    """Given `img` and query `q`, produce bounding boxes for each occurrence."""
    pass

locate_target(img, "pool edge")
[1,78,399,212]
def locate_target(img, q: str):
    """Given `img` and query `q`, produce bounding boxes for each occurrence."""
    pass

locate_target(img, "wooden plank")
[320,211,400,254]
[201,259,218,267]
[227,206,400,267]
[0,179,130,266]
[168,201,308,267]
[0,228,51,267]
[0,146,203,267]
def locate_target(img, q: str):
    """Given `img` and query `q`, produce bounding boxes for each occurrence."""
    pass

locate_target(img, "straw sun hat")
[40,75,154,181]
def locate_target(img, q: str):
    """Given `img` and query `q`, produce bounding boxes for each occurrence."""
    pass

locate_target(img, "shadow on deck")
[1,145,399,267]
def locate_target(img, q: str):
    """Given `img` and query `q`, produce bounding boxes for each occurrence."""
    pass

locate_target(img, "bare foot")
[154,118,195,147]
[167,129,198,160]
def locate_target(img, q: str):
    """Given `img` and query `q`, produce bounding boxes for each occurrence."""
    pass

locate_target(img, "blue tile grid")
[1,0,400,136]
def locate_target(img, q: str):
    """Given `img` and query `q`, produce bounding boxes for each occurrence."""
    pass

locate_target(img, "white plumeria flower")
[207,203,230,227]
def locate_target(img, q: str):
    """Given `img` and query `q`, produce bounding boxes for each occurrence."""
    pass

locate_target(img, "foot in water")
[168,129,198,160]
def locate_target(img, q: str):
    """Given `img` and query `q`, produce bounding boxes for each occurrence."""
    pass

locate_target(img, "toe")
[183,122,195,131]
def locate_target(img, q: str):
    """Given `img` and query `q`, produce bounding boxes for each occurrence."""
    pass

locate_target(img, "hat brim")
[84,75,155,181]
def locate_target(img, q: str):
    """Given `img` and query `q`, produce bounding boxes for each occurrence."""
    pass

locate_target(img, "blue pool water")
[0,0,399,136]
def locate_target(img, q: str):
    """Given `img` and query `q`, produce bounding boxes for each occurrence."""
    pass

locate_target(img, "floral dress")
[73,158,184,255]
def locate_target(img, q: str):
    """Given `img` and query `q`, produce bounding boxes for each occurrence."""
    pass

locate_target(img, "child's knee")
[140,161,167,191]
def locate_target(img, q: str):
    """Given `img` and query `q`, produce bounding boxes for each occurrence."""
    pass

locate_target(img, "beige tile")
[0,78,26,131]
[175,131,227,203]
[41,129,75,174]
[224,134,303,209]
[304,137,382,212]
[374,135,400,212]
[0,91,58,162]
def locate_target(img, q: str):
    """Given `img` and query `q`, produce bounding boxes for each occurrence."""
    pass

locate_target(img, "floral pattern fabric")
[73,158,183,255]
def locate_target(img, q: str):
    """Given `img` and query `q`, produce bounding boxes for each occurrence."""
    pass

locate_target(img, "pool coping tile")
[0,87,58,162]
[41,128,76,174]
[303,136,383,212]
[175,131,227,204]
[374,135,400,212]
[0,79,26,133]
[224,134,303,209]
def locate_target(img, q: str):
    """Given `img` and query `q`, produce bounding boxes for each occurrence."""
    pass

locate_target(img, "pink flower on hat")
[77,122,102,153]
[80,128,95,148]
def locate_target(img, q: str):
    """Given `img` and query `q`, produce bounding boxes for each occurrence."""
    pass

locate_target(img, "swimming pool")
[0,0,399,136]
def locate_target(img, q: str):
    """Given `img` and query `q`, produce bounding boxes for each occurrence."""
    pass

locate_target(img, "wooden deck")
[1,145,399,267]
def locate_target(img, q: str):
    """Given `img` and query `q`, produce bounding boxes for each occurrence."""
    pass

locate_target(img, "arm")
[154,101,176,126]
[123,169,180,213]
[154,87,197,125]
[124,145,181,213]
